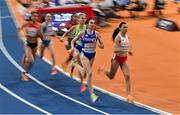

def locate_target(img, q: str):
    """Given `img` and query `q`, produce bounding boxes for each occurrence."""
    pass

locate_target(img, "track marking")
[0,2,109,114]
[0,84,52,115]
[43,58,172,115]
[0,15,12,19]
[5,0,173,114]
[0,8,51,115]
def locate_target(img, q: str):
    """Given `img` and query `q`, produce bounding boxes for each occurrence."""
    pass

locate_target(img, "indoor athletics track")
[0,0,177,114]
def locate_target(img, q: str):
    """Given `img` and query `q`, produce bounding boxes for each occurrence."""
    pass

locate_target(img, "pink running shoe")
[51,69,58,76]
[80,85,87,93]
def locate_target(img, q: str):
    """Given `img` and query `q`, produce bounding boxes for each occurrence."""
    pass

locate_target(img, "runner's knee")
[26,56,34,64]
[124,74,130,81]
[108,72,116,80]
[108,68,117,79]
[87,69,92,77]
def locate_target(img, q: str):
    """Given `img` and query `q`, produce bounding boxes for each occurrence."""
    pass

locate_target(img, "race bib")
[84,43,96,53]
[28,31,36,36]
[84,43,95,48]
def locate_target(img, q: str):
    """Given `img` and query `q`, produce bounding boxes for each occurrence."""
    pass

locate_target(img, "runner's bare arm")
[96,31,104,49]
[38,23,44,41]
[54,32,61,40]
[18,23,27,31]
[71,31,84,50]
[17,23,27,43]
[60,26,75,41]
[114,35,121,53]
[128,37,133,56]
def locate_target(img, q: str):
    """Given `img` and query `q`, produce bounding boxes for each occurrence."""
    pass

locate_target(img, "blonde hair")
[45,13,52,20]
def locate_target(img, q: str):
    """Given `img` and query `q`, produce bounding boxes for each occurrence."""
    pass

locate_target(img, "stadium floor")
[1,0,180,114]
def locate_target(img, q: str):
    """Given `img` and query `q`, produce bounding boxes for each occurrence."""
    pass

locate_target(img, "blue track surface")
[0,0,159,114]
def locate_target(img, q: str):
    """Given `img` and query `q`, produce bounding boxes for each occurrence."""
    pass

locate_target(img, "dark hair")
[71,13,77,21]
[85,18,94,25]
[31,11,38,16]
[112,22,127,41]
[29,11,38,21]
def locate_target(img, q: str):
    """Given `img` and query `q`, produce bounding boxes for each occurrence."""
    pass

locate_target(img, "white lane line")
[0,8,51,115]
[1,1,110,114]
[0,32,109,115]
[43,52,173,115]
[5,0,173,114]
[0,41,109,115]
[0,15,12,19]
[0,84,52,115]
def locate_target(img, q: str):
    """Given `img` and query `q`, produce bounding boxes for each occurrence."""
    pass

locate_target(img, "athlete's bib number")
[84,43,96,52]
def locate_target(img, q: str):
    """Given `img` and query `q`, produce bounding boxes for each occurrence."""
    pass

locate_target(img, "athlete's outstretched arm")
[54,32,61,40]
[38,23,45,41]
[114,35,121,53]
[17,23,28,43]
[18,23,28,31]
[71,31,84,50]
[51,28,61,40]
[96,31,104,49]
[60,26,75,41]
[128,37,133,56]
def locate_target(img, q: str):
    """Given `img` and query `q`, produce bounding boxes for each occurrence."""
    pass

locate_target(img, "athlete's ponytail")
[112,22,127,41]
[112,27,120,41]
